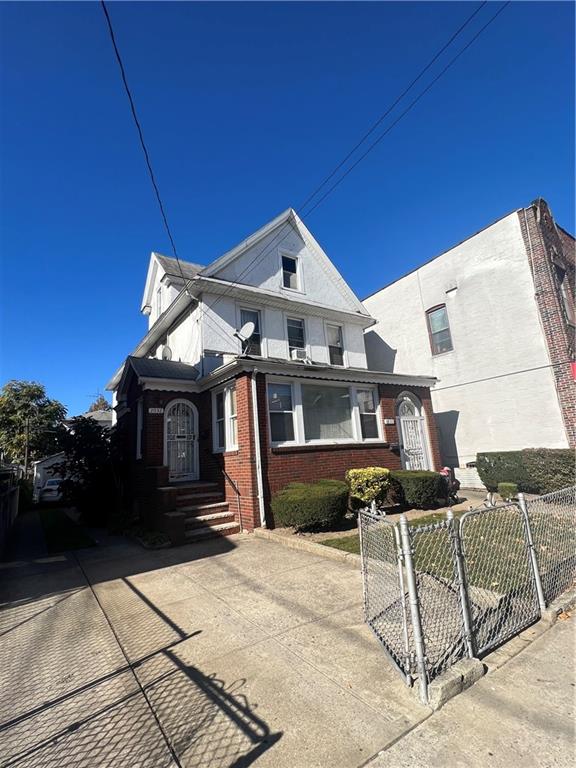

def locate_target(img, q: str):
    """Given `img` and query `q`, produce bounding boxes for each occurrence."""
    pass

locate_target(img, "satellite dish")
[162,345,172,361]
[234,321,255,343]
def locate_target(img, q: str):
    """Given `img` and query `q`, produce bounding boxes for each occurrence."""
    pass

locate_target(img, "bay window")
[302,385,353,441]
[357,389,379,439]
[268,383,295,442]
[267,379,382,445]
[212,384,238,452]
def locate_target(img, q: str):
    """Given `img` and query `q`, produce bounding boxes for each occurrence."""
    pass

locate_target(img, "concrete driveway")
[0,530,427,768]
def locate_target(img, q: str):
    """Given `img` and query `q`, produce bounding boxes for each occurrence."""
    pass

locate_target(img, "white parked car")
[39,478,63,503]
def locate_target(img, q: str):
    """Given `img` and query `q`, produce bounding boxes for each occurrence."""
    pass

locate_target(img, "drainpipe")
[250,370,266,528]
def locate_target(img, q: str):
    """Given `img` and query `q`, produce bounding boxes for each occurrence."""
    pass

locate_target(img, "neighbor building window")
[282,255,299,290]
[357,389,379,439]
[213,385,238,452]
[426,305,453,355]
[326,324,344,366]
[287,317,306,357]
[240,308,262,356]
[302,384,353,441]
[555,265,576,325]
[267,383,295,442]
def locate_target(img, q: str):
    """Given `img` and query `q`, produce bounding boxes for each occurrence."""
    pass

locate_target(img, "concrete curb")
[428,588,576,709]
[253,527,361,568]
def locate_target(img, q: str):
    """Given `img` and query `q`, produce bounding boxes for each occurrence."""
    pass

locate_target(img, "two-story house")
[107,208,441,541]
[363,198,575,484]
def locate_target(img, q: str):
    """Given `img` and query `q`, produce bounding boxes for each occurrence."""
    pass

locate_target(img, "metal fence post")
[399,514,428,705]
[517,493,547,612]
[446,509,476,659]
[358,510,368,621]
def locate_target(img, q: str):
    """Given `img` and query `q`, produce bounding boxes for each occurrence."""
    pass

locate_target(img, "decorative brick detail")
[518,199,576,447]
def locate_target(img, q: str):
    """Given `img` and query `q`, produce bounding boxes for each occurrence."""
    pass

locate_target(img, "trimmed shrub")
[476,449,575,494]
[271,479,349,531]
[390,470,447,509]
[345,467,391,507]
[498,482,518,502]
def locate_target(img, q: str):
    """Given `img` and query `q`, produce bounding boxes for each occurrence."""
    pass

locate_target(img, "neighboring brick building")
[364,198,575,476]
[107,209,441,541]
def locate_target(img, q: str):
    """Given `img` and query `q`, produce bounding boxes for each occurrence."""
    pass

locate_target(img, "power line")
[194,1,510,324]
[102,0,509,355]
[433,360,571,393]
[296,1,487,214]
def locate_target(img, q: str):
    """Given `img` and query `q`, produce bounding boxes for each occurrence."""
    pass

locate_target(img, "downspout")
[250,370,266,528]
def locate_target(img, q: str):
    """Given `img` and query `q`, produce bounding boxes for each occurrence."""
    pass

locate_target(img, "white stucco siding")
[165,306,202,367]
[212,220,357,312]
[199,291,368,367]
[363,212,568,464]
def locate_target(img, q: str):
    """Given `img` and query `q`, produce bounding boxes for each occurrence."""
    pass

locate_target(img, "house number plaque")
[148,408,164,414]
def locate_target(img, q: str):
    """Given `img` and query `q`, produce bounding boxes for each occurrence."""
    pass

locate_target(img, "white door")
[397,396,429,470]
[165,400,198,482]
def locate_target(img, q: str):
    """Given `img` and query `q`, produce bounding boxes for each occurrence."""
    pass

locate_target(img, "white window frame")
[279,249,304,294]
[266,376,383,447]
[285,314,308,359]
[237,305,265,357]
[212,383,239,453]
[324,321,347,368]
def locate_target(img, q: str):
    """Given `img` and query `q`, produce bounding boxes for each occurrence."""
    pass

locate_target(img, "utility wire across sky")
[100,1,510,353]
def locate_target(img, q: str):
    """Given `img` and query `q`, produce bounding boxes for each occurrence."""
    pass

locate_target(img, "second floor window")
[282,255,299,290]
[326,324,344,366]
[240,308,262,356]
[287,317,305,356]
[426,305,453,355]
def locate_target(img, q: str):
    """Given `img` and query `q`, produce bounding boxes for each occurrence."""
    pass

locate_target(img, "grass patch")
[39,508,96,553]
[321,535,360,554]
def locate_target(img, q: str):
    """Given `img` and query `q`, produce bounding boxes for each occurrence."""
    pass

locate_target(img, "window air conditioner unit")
[291,348,308,362]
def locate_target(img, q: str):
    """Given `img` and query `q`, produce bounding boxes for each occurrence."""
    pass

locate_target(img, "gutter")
[250,370,266,528]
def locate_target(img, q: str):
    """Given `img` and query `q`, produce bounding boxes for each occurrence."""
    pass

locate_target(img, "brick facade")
[518,199,576,447]
[118,368,442,533]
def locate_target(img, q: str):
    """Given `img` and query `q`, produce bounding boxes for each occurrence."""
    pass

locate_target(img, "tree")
[57,416,121,525]
[87,394,112,413]
[0,381,67,467]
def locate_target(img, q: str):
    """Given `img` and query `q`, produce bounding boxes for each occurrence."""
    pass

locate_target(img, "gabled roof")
[200,208,371,317]
[141,252,204,312]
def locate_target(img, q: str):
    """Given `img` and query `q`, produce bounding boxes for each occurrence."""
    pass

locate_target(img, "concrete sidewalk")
[0,531,427,768]
[368,614,575,768]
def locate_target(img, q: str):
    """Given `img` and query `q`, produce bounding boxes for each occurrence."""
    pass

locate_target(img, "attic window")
[282,255,299,290]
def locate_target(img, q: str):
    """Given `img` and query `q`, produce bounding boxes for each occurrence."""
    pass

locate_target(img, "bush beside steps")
[271,479,349,532]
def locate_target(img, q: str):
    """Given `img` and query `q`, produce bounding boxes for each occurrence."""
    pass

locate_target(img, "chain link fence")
[358,486,576,705]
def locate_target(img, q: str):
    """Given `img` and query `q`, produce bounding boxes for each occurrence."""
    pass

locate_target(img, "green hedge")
[390,470,447,509]
[498,482,518,502]
[271,479,349,532]
[476,449,575,494]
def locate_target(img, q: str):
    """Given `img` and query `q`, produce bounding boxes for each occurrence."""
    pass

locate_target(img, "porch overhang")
[198,356,437,390]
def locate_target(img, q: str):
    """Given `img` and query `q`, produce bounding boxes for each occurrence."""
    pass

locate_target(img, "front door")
[165,400,198,482]
[397,396,429,470]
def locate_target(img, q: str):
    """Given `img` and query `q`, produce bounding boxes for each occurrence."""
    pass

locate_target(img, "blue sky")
[1,1,573,416]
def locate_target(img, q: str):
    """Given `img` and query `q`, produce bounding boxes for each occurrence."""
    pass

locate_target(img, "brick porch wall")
[518,199,576,447]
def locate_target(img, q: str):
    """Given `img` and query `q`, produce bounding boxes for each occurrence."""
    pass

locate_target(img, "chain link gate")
[358,486,576,705]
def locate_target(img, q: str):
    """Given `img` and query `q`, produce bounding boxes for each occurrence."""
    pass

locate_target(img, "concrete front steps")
[161,481,240,543]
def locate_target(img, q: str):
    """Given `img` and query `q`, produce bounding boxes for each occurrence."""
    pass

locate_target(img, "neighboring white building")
[363,198,575,468]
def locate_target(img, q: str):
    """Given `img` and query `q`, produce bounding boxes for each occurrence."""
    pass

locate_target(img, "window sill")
[431,349,454,359]
[271,441,390,454]
[213,448,239,456]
